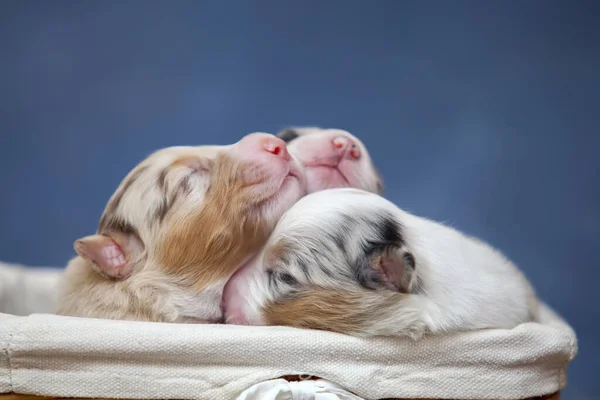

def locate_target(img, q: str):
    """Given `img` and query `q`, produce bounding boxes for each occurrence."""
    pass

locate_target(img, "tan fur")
[56,137,302,323]
[157,153,272,290]
[264,238,294,265]
[262,288,418,337]
[56,257,173,322]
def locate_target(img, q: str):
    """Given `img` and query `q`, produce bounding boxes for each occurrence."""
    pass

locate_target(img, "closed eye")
[154,157,213,218]
[174,157,212,192]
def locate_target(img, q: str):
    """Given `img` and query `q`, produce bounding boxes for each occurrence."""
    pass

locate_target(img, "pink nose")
[239,133,291,161]
[332,136,361,160]
[263,136,291,161]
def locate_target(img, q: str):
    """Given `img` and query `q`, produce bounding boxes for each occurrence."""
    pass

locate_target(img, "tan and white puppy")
[56,133,306,323]
[223,188,539,338]
[276,127,383,194]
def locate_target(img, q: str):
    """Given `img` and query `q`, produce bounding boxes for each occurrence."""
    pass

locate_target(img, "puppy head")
[276,127,384,194]
[73,132,306,294]
[222,188,420,336]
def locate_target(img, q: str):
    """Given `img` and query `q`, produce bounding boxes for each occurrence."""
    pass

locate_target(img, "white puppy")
[223,188,539,338]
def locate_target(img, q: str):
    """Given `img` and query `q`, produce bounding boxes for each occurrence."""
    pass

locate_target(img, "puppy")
[223,188,539,338]
[276,127,383,194]
[55,133,305,323]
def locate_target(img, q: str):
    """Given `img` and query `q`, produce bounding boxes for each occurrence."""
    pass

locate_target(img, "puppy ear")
[275,128,300,144]
[358,246,416,293]
[74,232,143,279]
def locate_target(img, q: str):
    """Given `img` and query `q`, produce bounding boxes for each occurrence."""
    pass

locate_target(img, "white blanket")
[0,262,61,316]
[0,261,578,400]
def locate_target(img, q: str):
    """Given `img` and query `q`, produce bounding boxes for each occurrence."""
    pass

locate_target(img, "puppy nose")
[263,136,291,161]
[333,136,361,160]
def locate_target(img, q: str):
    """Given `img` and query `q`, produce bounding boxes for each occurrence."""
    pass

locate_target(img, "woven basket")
[0,263,577,400]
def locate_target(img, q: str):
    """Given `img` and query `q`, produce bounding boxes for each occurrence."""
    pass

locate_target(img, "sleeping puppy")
[277,127,383,194]
[55,127,386,322]
[222,188,539,338]
[55,133,306,323]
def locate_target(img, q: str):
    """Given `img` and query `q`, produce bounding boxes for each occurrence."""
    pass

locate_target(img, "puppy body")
[56,133,306,323]
[223,188,539,338]
[57,256,223,322]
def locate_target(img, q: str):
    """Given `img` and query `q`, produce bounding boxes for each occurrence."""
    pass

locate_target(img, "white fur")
[223,188,539,338]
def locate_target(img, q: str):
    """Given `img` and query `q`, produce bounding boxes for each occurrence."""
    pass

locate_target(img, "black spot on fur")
[403,252,416,270]
[276,129,299,143]
[328,232,346,252]
[379,215,403,246]
[279,272,299,286]
[267,268,299,289]
[360,215,403,255]
[296,257,309,277]
[266,268,275,288]
[308,248,335,278]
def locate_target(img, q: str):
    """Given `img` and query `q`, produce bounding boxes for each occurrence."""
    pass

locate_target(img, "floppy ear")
[74,232,143,279]
[358,246,417,293]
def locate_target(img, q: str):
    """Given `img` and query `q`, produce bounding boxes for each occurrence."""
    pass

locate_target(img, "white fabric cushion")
[0,301,577,400]
[0,262,60,316]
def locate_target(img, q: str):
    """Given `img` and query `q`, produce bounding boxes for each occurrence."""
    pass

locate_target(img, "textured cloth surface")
[0,301,577,400]
[0,263,60,316]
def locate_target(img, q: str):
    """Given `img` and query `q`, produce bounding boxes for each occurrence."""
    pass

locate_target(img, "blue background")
[1,1,598,398]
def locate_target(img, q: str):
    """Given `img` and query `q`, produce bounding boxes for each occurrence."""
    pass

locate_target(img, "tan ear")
[378,249,416,293]
[74,232,143,279]
[359,246,417,293]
